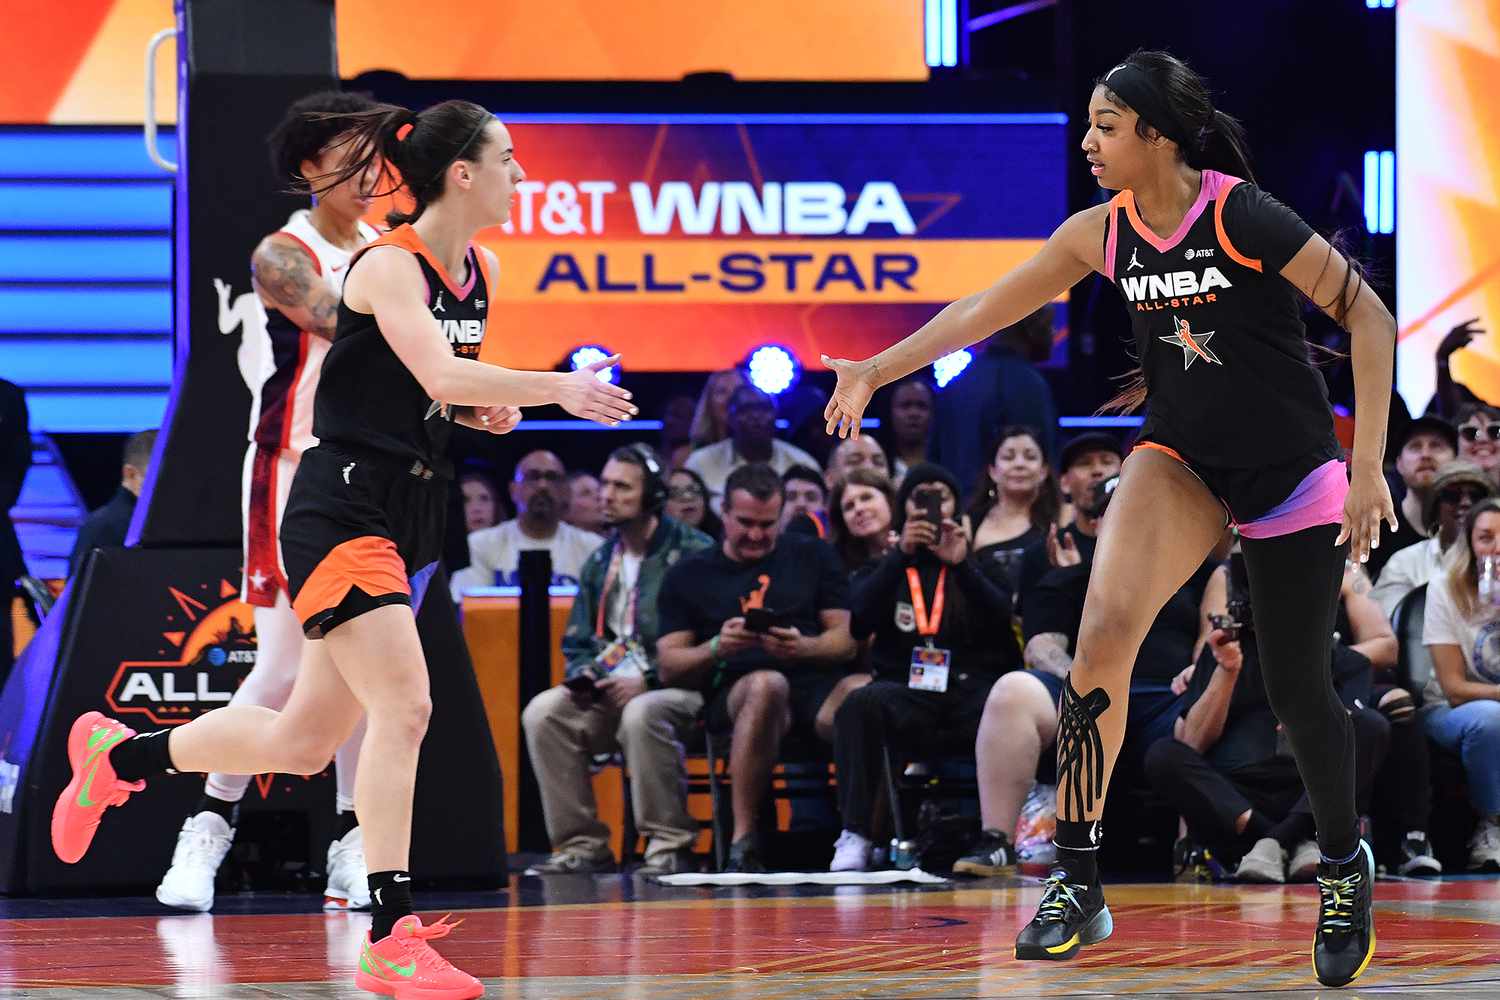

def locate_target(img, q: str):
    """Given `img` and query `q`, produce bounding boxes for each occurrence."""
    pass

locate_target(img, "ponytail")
[1191,109,1256,186]
[291,99,495,227]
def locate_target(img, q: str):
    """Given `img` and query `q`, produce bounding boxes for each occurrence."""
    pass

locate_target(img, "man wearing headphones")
[522,445,715,875]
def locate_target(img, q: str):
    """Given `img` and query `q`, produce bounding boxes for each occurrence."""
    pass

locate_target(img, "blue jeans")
[1422,699,1500,816]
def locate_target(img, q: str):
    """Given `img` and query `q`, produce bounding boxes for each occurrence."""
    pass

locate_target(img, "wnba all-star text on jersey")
[1117,265,1232,312]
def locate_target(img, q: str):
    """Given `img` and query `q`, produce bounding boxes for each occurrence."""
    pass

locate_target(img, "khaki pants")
[522,685,703,864]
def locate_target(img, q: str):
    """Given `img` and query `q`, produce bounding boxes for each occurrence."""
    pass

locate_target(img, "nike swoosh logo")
[393,873,410,883]
[361,941,416,978]
[77,728,129,808]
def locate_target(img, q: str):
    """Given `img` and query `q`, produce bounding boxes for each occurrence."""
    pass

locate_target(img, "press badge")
[596,640,647,679]
[908,645,951,692]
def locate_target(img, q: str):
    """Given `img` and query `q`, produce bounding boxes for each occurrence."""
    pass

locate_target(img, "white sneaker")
[323,826,371,909]
[1233,837,1287,884]
[1287,840,1322,883]
[156,812,235,912]
[830,830,873,873]
[1468,818,1500,872]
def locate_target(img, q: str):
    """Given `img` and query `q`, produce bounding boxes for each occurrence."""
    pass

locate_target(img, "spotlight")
[933,349,972,388]
[746,345,799,395]
[569,345,618,384]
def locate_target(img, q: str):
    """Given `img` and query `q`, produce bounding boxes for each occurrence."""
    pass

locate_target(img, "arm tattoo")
[1056,677,1112,822]
[1023,632,1073,678]
[252,239,340,339]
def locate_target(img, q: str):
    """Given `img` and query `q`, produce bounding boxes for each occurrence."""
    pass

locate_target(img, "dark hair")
[267,90,378,184]
[829,467,898,573]
[782,464,827,499]
[967,425,1061,531]
[1097,50,1371,413]
[1097,50,1255,183]
[292,99,495,227]
[723,463,785,508]
[1457,402,1500,427]
[567,469,599,484]
[123,429,157,471]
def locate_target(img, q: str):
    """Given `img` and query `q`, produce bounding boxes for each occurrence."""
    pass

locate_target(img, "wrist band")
[709,634,721,661]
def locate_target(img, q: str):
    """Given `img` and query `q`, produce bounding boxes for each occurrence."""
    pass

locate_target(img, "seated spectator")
[683,386,820,515]
[825,435,890,490]
[656,464,858,872]
[969,425,1061,597]
[449,450,605,599]
[952,475,1211,875]
[1422,497,1500,871]
[68,429,156,578]
[1014,432,1123,616]
[884,375,936,484]
[459,469,505,534]
[829,468,897,575]
[1372,461,1494,618]
[664,467,721,541]
[933,306,1058,494]
[1146,558,1392,883]
[830,463,1021,871]
[565,469,607,535]
[781,465,830,537]
[689,367,746,448]
[1457,403,1500,488]
[659,393,698,469]
[522,447,714,875]
[1369,416,1456,581]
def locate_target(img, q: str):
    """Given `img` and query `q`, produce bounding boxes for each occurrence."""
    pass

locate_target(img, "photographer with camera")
[953,473,1218,875]
[522,447,714,875]
[1146,552,1392,883]
[656,463,858,872]
[827,463,1019,871]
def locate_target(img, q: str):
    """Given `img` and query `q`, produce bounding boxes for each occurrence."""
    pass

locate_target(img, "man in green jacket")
[522,446,712,875]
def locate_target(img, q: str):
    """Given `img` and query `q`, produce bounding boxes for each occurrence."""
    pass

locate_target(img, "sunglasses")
[1438,486,1490,505]
[668,485,703,500]
[1460,423,1500,442]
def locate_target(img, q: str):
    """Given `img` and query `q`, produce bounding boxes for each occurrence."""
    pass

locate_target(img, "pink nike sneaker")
[355,914,484,999]
[50,712,145,864]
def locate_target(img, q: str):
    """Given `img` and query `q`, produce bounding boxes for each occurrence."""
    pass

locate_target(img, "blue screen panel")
[24,389,169,434]
[0,182,171,231]
[0,131,180,179]
[2,336,169,387]
[0,286,170,333]
[0,235,170,281]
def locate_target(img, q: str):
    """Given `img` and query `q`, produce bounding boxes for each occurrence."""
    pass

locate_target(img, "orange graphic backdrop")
[1396,2,1500,412]
[1,1,925,124]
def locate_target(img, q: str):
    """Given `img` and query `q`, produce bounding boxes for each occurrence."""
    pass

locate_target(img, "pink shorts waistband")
[1235,459,1348,540]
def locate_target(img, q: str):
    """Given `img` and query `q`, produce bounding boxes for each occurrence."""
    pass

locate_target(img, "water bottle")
[1482,555,1500,607]
[889,838,918,870]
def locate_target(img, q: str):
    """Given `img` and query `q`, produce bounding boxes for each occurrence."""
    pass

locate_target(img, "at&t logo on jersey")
[1118,266,1232,312]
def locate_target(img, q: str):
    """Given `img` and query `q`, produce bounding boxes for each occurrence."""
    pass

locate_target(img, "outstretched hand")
[558,354,636,426]
[822,355,879,439]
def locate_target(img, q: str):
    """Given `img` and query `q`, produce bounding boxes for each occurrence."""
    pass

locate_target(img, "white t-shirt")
[1371,537,1444,620]
[606,551,644,638]
[449,519,605,601]
[1422,569,1500,704]
[683,438,821,515]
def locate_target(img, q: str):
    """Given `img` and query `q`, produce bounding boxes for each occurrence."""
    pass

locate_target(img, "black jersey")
[312,224,494,477]
[1104,170,1339,469]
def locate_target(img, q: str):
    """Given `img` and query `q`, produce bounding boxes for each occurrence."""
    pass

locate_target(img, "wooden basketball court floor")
[5,873,1500,998]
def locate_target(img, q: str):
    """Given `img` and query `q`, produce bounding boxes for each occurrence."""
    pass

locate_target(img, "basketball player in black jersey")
[823,51,1396,988]
[50,100,635,998]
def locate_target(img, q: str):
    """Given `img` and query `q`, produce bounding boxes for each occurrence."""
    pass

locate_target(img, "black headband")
[1102,63,1195,152]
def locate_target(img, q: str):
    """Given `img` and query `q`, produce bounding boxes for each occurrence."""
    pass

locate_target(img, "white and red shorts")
[241,443,299,606]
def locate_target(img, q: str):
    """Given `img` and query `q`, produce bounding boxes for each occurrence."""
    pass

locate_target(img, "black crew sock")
[1053,819,1100,885]
[195,793,237,825]
[368,870,414,941]
[1269,811,1317,851]
[111,730,177,783]
[335,809,359,839]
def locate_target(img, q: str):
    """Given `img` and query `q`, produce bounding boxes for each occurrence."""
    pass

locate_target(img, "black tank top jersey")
[1104,169,1340,469]
[313,224,493,477]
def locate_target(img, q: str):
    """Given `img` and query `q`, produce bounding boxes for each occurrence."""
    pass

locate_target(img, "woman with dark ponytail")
[48,99,637,999]
[822,50,1395,987]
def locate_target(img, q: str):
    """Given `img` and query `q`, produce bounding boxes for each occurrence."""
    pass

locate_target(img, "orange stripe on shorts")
[1131,441,1189,467]
[292,535,409,626]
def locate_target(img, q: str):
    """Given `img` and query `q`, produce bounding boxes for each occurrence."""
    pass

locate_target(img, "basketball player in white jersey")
[156,91,382,912]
